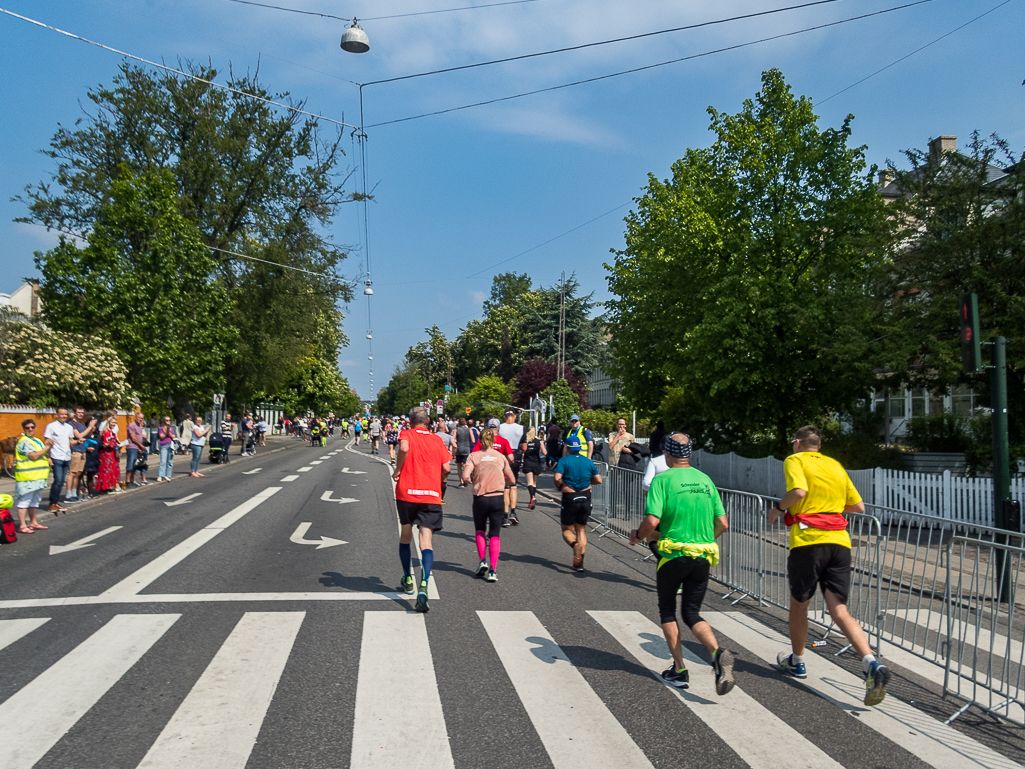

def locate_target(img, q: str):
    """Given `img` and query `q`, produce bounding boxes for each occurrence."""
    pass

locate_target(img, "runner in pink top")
[462,428,515,582]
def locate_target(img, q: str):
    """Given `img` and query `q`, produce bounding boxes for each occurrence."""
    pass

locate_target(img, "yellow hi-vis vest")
[567,425,590,458]
[15,435,50,483]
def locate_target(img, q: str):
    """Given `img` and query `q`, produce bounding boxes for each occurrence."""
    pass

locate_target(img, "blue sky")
[1,0,1022,400]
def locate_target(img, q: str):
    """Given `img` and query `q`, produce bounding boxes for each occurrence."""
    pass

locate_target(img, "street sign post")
[436,400,444,416]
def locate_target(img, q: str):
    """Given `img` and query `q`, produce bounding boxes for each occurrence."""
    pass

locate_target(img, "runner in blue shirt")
[553,436,602,571]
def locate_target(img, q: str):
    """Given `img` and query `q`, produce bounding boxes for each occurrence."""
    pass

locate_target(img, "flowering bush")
[0,320,135,409]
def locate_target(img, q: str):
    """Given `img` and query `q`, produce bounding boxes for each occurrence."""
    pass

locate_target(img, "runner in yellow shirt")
[768,424,890,706]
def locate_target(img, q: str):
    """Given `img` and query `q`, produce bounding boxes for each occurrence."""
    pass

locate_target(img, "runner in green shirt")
[630,433,735,695]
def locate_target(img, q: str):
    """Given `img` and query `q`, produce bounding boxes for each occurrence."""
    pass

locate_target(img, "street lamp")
[340,19,370,54]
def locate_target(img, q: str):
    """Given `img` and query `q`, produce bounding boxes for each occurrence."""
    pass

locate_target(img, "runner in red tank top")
[393,406,452,612]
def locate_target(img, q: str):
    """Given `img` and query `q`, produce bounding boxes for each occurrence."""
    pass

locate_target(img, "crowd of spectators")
[3,407,271,540]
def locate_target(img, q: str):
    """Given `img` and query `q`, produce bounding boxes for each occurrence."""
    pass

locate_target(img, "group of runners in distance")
[367,406,890,708]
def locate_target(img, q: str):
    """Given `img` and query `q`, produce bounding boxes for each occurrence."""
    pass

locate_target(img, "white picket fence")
[691,449,1025,528]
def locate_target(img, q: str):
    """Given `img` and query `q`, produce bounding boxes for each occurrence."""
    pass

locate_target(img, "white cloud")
[471,290,486,304]
[13,222,86,250]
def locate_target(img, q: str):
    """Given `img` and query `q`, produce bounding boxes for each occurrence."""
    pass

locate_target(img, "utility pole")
[558,271,567,379]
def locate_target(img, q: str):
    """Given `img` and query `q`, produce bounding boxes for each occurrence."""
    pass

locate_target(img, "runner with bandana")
[629,432,736,695]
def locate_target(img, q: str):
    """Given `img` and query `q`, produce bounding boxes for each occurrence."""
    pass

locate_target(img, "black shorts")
[521,458,542,476]
[788,543,851,604]
[396,500,444,531]
[455,452,469,464]
[560,489,592,526]
[509,461,521,481]
[656,555,710,628]
[472,494,505,536]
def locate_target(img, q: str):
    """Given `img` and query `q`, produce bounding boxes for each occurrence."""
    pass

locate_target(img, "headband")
[663,434,692,459]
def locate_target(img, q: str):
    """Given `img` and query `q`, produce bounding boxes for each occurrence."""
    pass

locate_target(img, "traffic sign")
[213,393,225,405]
[465,407,471,414]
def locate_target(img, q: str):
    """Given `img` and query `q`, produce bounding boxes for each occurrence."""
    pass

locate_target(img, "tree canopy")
[20,61,355,413]
[881,131,1024,452]
[605,69,888,446]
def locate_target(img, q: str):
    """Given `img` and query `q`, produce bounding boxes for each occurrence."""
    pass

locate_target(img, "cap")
[487,418,500,428]
[564,436,583,452]
[504,410,515,416]
[570,414,580,422]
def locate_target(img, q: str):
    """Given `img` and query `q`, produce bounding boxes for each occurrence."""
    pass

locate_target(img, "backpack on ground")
[1,507,17,545]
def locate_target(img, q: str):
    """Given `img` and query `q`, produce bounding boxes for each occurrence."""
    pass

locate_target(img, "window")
[911,388,926,417]
[929,393,945,415]
[889,390,906,418]
[951,384,975,416]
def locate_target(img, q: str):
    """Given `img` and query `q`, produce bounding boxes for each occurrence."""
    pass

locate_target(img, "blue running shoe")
[475,560,489,578]
[864,661,890,706]
[777,651,807,679]
[415,581,430,613]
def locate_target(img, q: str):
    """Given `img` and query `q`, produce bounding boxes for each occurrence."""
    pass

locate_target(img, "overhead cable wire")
[224,0,542,22]
[0,7,360,131]
[465,202,631,278]
[818,0,1012,104]
[367,0,933,129]
[208,246,351,280]
[361,0,872,87]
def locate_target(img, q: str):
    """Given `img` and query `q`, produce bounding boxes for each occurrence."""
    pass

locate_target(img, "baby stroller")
[172,437,188,455]
[244,431,257,455]
[208,432,230,464]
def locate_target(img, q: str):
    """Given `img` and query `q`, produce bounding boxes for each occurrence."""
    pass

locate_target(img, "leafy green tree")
[18,62,354,408]
[272,355,356,416]
[541,378,580,427]
[452,305,527,386]
[405,325,455,393]
[466,375,515,415]
[605,69,888,446]
[519,274,603,378]
[36,167,233,404]
[881,132,1024,454]
[377,364,429,417]
[482,272,532,315]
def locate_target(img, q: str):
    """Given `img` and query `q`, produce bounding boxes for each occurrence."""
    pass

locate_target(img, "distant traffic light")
[959,294,982,374]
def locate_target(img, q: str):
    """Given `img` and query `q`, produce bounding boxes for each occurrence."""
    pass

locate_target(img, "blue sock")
[399,543,412,577]
[421,548,434,584]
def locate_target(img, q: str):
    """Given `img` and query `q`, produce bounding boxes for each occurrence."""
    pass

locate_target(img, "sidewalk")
[0,433,298,514]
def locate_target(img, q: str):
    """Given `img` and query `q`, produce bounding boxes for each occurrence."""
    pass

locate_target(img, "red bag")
[0,509,17,545]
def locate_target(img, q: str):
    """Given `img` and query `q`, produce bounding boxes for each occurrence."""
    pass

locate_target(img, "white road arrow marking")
[241,468,262,475]
[340,467,366,474]
[320,491,358,504]
[289,522,347,549]
[164,493,202,507]
[49,526,123,556]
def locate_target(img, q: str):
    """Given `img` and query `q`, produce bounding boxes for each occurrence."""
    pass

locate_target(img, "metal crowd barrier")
[943,536,1025,724]
[592,462,1025,723]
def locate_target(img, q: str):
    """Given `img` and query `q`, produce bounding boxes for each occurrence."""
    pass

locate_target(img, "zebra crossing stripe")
[706,610,1021,769]
[0,617,49,652]
[0,613,179,769]
[478,610,653,769]
[588,611,843,769]
[137,612,305,769]
[351,612,454,768]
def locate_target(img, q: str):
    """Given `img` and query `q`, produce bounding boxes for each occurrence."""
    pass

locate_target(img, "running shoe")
[475,560,489,578]
[660,665,690,689]
[415,582,430,613]
[572,545,584,571]
[864,661,890,706]
[528,496,535,509]
[776,651,807,679]
[713,648,735,695]
[400,575,415,595]
[509,514,519,525]
[485,570,498,583]
[502,515,511,528]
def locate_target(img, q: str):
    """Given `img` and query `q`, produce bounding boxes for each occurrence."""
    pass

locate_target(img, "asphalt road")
[1,436,1023,769]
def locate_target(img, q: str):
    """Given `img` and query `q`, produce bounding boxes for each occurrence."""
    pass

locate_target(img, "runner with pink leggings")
[461,428,515,583]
